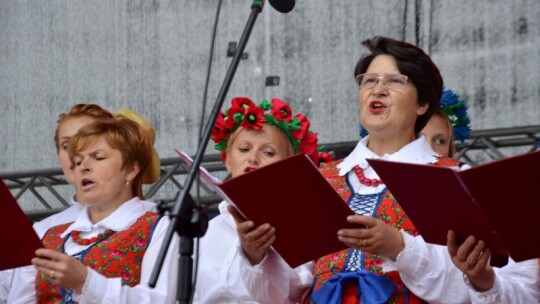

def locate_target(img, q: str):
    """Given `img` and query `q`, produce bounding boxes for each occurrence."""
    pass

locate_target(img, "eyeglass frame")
[355,73,410,90]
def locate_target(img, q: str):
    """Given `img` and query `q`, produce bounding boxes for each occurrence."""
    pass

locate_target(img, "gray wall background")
[1,0,539,172]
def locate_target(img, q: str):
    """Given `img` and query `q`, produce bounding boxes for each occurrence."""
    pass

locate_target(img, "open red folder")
[367,150,540,262]
[0,177,43,270]
[176,150,355,268]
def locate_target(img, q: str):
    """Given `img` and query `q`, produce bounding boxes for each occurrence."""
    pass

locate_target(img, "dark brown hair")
[354,36,443,133]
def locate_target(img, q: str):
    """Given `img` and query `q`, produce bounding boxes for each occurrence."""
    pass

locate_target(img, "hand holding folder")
[367,150,540,263]
[176,150,355,268]
[0,177,43,270]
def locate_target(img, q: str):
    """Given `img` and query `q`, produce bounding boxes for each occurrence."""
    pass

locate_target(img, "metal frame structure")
[2,125,539,221]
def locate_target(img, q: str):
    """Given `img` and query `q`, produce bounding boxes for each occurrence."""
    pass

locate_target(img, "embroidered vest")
[301,157,460,304]
[35,212,161,304]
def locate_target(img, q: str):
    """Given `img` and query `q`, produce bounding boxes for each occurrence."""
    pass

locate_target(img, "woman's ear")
[126,162,141,183]
[417,102,429,116]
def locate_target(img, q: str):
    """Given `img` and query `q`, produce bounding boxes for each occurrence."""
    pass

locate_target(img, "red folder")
[176,150,355,268]
[0,177,43,270]
[367,150,540,262]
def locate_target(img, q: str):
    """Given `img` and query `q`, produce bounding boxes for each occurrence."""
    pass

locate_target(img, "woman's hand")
[337,215,404,259]
[228,205,276,265]
[32,248,88,292]
[447,230,494,292]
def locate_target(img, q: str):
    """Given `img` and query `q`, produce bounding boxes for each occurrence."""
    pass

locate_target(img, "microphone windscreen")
[268,0,295,13]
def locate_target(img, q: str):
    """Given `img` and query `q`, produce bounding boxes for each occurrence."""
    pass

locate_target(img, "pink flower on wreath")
[241,104,265,130]
[298,132,319,156]
[270,98,292,122]
[291,113,310,140]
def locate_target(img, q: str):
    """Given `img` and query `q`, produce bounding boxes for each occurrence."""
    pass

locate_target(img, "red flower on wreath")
[241,104,265,130]
[291,113,310,140]
[270,98,292,122]
[211,112,231,143]
[231,97,255,112]
[211,96,332,167]
[298,132,318,156]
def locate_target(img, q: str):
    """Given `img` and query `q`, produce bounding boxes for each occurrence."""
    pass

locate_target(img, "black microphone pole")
[149,1,267,303]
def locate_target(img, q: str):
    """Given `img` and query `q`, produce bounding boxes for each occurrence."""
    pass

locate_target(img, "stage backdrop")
[1,0,539,173]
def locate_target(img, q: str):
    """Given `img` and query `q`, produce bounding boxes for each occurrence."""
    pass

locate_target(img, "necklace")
[353,165,383,187]
[71,229,114,246]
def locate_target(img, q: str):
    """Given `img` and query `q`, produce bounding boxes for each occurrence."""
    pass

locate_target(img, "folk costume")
[7,198,178,304]
[192,97,329,303]
[239,136,473,304]
[302,136,464,304]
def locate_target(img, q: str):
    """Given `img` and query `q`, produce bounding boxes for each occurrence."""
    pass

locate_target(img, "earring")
[126,180,130,186]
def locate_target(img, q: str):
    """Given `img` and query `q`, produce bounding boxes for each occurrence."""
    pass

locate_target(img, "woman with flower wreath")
[420,89,471,159]
[236,36,482,304]
[420,92,540,303]
[8,116,178,303]
[440,90,539,304]
[192,97,330,303]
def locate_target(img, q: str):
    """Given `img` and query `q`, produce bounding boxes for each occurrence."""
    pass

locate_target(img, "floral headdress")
[211,97,332,165]
[359,88,472,142]
[439,88,471,143]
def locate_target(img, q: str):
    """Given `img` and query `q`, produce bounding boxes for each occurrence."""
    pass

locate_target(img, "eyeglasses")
[355,73,409,90]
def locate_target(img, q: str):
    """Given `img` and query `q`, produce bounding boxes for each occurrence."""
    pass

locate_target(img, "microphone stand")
[149,1,266,303]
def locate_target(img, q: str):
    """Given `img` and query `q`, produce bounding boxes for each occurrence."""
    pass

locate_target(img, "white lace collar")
[337,135,438,177]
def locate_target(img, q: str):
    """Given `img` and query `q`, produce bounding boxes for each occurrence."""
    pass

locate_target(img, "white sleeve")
[239,248,313,304]
[467,258,540,304]
[75,217,179,304]
[6,266,37,304]
[386,232,470,304]
[0,269,13,304]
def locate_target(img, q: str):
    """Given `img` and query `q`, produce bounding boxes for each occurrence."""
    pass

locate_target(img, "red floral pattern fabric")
[301,157,460,304]
[35,212,161,303]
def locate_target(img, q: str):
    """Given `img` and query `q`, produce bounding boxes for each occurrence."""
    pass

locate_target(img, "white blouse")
[239,137,539,303]
[192,201,313,303]
[8,197,178,304]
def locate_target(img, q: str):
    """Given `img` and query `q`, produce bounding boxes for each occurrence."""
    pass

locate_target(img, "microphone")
[268,0,295,13]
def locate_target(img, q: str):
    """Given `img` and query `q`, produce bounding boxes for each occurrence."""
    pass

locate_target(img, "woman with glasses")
[238,36,471,303]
